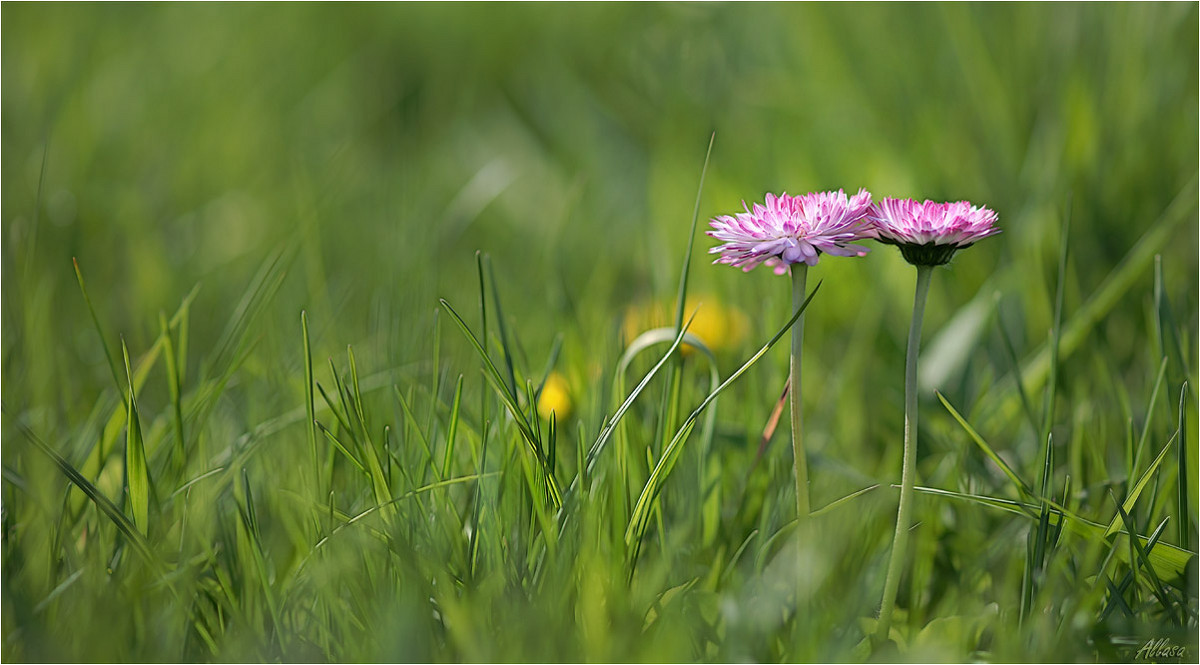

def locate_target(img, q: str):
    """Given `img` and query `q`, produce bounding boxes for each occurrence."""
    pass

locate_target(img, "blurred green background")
[2,3,1197,661]
[5,3,1196,389]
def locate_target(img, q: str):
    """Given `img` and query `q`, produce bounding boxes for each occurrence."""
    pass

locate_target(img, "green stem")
[790,264,810,521]
[877,264,933,643]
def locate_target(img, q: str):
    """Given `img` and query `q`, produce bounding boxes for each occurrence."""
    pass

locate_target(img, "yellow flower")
[620,295,748,356]
[680,296,748,355]
[537,372,572,421]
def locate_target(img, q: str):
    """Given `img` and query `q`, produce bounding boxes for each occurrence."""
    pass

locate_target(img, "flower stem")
[790,264,810,522]
[877,263,933,644]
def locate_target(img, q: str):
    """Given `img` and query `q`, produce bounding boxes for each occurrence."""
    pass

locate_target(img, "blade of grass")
[430,308,441,430]
[913,484,1194,590]
[1154,256,1187,383]
[1102,516,1171,621]
[811,484,881,517]
[159,311,187,473]
[997,309,1040,434]
[1023,432,1056,624]
[302,311,318,492]
[1131,357,1169,481]
[1110,492,1179,624]
[442,375,465,479]
[671,131,714,333]
[1105,431,1177,538]
[626,280,821,550]
[1040,196,1071,447]
[73,257,125,409]
[585,318,703,477]
[122,339,153,537]
[316,381,354,438]
[484,254,519,400]
[1178,382,1191,548]
[654,133,715,535]
[937,391,1036,499]
[72,286,198,518]
[315,421,366,475]
[534,334,564,399]
[439,297,561,507]
[395,385,438,481]
[547,411,557,480]
[8,413,156,566]
[234,469,282,645]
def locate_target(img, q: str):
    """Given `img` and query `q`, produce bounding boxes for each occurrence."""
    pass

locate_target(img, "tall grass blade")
[583,317,701,479]
[72,258,126,408]
[1105,431,1177,538]
[671,131,714,332]
[626,280,820,550]
[997,309,1040,434]
[443,375,465,479]
[235,468,282,643]
[484,254,519,399]
[1110,493,1179,624]
[395,385,438,481]
[302,311,318,491]
[315,421,366,474]
[1131,357,1169,479]
[122,339,152,537]
[1178,382,1191,548]
[159,311,187,472]
[439,298,561,507]
[1040,197,1071,445]
[937,391,1035,499]
[9,413,155,565]
[1154,256,1187,381]
[1024,432,1056,623]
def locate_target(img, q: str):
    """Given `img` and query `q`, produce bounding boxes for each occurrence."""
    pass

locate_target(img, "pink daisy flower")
[707,189,875,275]
[866,198,1000,266]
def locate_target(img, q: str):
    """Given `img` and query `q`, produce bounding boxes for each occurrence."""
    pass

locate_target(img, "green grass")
[3,3,1197,662]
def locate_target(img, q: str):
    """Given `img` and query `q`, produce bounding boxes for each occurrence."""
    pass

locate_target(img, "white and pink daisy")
[867,198,1000,266]
[707,189,875,274]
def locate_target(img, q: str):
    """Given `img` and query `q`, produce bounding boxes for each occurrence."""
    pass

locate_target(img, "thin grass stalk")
[877,263,933,642]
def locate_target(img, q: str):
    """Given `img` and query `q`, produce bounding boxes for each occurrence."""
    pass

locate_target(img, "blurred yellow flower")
[620,295,748,356]
[537,371,572,420]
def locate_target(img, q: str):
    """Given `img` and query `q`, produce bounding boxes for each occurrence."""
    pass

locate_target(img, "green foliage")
[3,3,1197,662]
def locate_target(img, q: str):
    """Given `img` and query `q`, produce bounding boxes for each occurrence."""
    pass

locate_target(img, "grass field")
[2,3,1198,662]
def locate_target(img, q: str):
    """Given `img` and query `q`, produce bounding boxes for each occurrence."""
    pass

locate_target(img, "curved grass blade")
[1104,431,1177,538]
[937,391,1035,499]
[439,297,561,507]
[583,314,699,478]
[9,413,156,566]
[626,280,821,549]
